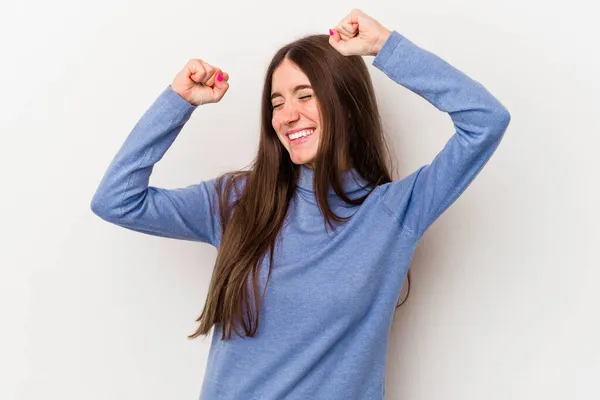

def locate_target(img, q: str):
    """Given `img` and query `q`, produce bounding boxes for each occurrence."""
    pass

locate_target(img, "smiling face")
[270,58,322,168]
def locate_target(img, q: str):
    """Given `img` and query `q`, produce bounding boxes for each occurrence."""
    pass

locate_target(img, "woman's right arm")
[90,59,230,247]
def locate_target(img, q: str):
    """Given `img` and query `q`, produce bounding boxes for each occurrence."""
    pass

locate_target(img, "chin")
[289,152,316,166]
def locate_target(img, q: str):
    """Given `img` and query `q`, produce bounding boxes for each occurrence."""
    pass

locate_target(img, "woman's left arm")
[372,30,511,238]
[330,10,511,238]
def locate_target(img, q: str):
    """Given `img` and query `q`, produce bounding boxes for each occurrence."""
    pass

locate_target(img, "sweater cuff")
[372,31,404,70]
[161,85,197,117]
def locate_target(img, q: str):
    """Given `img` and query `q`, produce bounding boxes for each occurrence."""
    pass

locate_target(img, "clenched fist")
[329,9,391,57]
[171,59,230,106]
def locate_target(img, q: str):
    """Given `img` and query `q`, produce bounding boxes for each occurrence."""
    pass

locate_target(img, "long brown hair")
[188,34,411,340]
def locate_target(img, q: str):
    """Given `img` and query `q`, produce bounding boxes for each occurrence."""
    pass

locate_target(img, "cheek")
[271,116,286,145]
[307,102,321,125]
[271,114,281,133]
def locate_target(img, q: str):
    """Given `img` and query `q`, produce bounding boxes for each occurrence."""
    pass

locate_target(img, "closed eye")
[272,94,313,110]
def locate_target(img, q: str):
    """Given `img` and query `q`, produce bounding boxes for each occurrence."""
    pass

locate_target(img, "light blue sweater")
[91,31,510,399]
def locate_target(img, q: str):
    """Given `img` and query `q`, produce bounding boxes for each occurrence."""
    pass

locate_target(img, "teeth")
[288,129,314,140]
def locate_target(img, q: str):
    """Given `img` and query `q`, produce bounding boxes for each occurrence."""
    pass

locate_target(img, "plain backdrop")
[1,1,599,399]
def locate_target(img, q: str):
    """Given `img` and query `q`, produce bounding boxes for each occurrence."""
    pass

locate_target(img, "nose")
[280,101,300,125]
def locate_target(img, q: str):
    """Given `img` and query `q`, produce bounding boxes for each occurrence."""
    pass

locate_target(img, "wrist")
[170,84,196,106]
[372,28,392,56]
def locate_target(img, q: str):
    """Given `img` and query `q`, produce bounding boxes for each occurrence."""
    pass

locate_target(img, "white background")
[2,1,599,399]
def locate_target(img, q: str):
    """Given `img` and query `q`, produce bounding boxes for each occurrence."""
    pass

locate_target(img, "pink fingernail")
[217,73,223,82]
[329,29,333,36]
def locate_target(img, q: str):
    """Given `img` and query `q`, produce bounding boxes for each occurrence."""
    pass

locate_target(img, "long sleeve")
[90,85,222,247]
[373,31,511,238]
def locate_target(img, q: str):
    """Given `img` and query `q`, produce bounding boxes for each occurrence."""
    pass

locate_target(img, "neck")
[302,159,351,172]
[296,164,368,195]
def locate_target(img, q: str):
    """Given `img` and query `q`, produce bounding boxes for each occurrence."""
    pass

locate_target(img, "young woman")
[91,9,510,400]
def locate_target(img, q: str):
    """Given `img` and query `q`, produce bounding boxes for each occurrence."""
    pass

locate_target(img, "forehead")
[271,59,311,91]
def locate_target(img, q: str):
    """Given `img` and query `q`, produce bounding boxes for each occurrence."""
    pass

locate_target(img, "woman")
[91,9,510,400]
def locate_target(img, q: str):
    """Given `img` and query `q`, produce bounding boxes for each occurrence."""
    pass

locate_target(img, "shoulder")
[214,170,251,205]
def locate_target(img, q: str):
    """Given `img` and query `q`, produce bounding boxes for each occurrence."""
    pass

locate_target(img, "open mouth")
[287,128,315,145]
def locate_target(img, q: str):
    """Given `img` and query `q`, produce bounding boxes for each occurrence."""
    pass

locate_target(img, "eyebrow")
[270,84,313,101]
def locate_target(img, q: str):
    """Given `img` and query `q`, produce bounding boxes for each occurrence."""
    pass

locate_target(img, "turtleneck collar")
[296,164,371,195]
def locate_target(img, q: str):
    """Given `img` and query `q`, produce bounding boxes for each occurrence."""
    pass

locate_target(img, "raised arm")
[90,60,231,246]
[373,31,510,238]
[329,9,511,238]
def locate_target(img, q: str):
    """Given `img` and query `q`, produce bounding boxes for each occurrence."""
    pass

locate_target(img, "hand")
[328,9,392,57]
[171,59,230,106]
